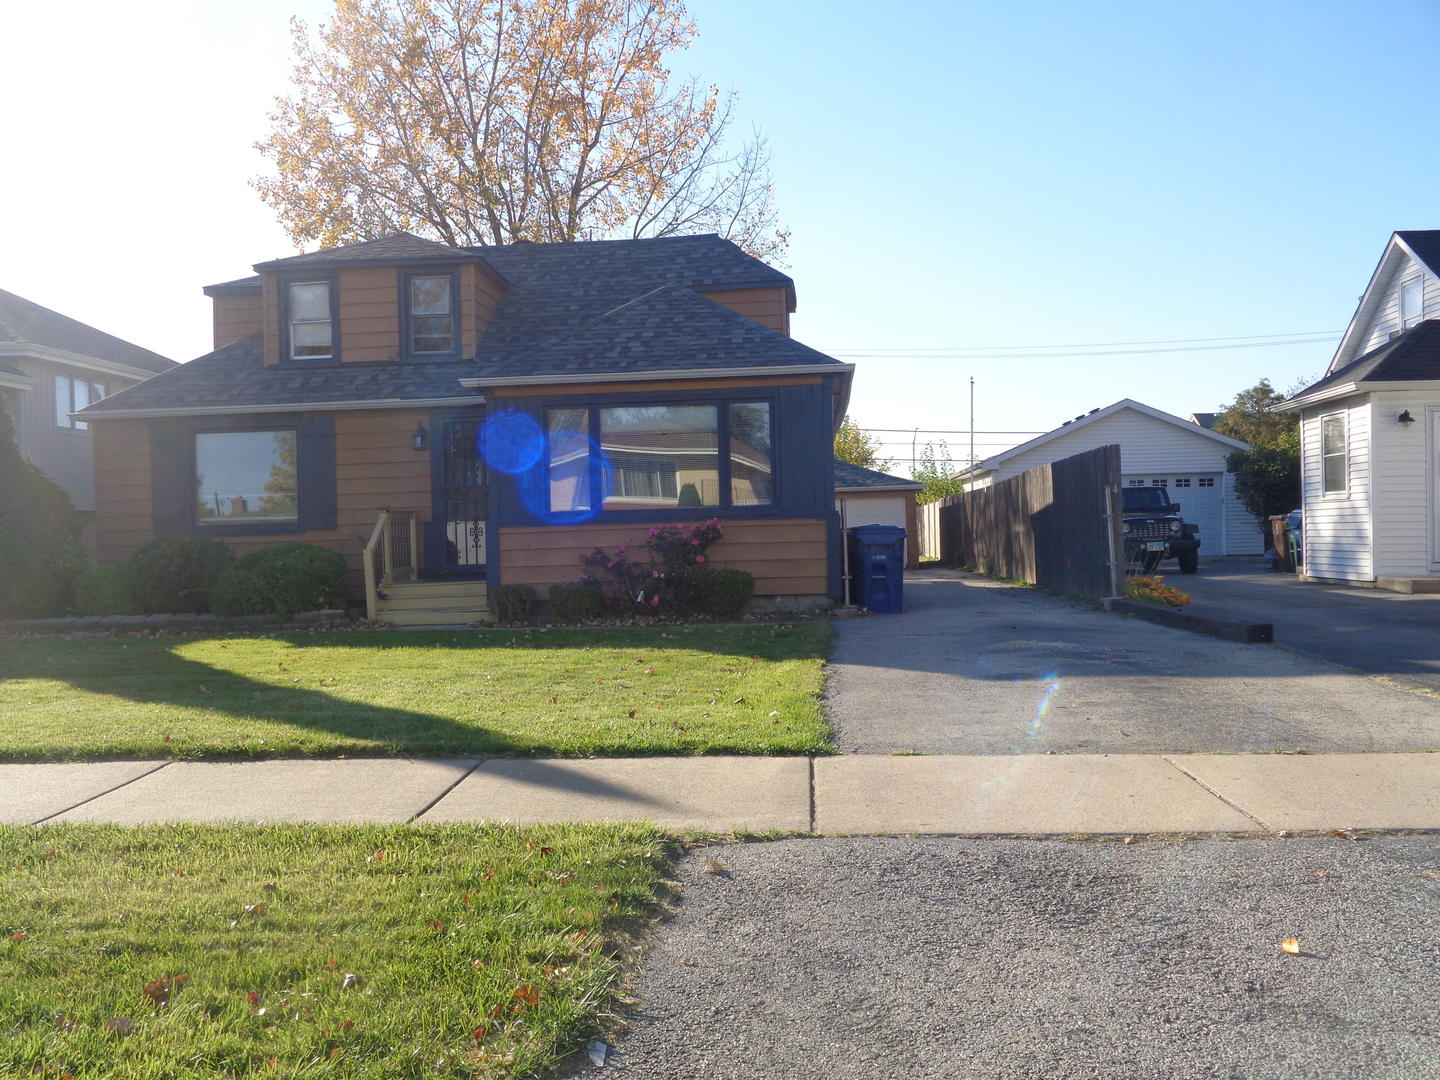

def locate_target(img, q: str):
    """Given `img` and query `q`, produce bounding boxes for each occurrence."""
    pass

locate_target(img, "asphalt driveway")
[1176,558,1440,694]
[578,836,1440,1080]
[825,570,1440,755]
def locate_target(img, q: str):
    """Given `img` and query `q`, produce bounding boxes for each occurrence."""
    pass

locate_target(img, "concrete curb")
[1104,597,1274,643]
[0,609,351,636]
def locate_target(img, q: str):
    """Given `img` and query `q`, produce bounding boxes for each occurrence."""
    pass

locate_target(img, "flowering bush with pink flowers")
[575,519,735,617]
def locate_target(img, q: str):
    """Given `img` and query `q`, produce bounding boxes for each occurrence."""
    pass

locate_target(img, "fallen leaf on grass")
[342,973,362,990]
[262,882,277,892]
[243,904,266,917]
[513,984,540,1006]
[198,685,211,694]
[341,1019,355,1031]
[1280,938,1301,955]
[428,920,446,933]
[105,1017,134,1036]
[247,991,262,1009]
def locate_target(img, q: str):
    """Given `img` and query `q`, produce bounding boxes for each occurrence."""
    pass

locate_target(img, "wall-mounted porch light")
[413,421,429,450]
[1398,410,1416,427]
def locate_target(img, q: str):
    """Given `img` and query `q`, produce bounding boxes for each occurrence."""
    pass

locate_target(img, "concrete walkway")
[5,752,1440,834]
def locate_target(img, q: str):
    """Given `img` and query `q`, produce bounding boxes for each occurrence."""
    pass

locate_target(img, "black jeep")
[1121,486,1201,574]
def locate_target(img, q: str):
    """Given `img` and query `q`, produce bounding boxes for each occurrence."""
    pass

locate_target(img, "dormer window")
[407,274,456,356]
[288,281,333,359]
[1401,276,1424,329]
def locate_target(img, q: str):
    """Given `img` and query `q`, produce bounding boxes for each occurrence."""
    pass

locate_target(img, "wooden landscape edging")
[1105,598,1274,644]
[931,444,1122,600]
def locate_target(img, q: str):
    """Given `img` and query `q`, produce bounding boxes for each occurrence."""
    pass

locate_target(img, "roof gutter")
[460,363,855,389]
[835,483,923,493]
[78,395,486,421]
[1280,379,1440,412]
[0,343,171,382]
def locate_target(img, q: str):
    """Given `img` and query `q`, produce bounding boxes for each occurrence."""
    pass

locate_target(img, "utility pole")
[968,377,975,489]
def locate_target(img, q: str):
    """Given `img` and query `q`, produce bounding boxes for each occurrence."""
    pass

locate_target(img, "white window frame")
[1401,276,1425,330]
[54,373,106,431]
[1320,412,1348,496]
[287,280,334,361]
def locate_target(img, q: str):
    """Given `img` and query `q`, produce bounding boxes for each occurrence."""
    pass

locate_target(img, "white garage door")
[1124,474,1226,555]
[837,495,908,530]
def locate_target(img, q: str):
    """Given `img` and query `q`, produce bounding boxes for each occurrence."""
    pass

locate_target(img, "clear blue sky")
[4,0,1438,473]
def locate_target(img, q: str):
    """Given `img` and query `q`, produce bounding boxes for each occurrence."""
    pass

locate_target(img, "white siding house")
[1284,231,1440,590]
[958,399,1262,556]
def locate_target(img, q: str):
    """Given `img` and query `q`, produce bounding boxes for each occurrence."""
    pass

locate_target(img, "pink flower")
[649,528,659,537]
[651,595,660,606]
[692,540,700,546]
[651,570,659,577]
[696,555,705,563]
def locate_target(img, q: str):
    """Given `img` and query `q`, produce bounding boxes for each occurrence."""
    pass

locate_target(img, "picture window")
[195,430,298,524]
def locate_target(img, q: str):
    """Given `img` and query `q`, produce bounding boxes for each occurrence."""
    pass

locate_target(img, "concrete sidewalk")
[5,752,1440,834]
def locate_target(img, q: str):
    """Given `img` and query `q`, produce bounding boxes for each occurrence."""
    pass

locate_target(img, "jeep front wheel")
[1177,550,1199,574]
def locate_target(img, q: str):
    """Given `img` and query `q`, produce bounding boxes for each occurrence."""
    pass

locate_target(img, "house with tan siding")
[79,233,855,622]
[1282,231,1440,591]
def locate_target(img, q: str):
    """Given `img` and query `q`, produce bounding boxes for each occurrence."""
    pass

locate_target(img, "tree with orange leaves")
[255,0,787,260]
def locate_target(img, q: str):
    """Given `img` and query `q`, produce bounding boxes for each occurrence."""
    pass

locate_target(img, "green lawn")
[0,822,670,1078]
[0,624,833,761]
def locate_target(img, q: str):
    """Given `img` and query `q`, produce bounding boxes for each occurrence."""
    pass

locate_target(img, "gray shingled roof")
[90,233,828,416]
[474,283,838,380]
[834,460,922,491]
[1296,318,1440,399]
[85,334,484,412]
[1397,231,1440,278]
[0,288,175,374]
[253,232,481,271]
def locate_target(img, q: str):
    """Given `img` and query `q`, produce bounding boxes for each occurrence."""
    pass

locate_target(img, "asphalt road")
[824,571,1440,755]
[578,836,1440,1080]
[1177,559,1440,694]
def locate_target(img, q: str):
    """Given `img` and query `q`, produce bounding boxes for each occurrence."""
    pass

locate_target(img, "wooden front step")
[375,579,489,625]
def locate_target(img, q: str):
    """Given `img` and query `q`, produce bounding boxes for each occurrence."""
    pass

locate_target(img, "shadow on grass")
[0,624,830,775]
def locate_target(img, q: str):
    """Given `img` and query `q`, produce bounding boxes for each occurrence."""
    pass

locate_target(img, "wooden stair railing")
[362,509,419,621]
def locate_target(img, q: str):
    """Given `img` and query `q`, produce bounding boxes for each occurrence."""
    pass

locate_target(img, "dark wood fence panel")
[931,444,1121,598]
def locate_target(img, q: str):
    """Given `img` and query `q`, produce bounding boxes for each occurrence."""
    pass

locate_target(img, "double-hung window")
[407,274,456,355]
[546,400,774,514]
[1321,414,1347,494]
[1401,277,1424,330]
[55,374,106,430]
[287,281,333,359]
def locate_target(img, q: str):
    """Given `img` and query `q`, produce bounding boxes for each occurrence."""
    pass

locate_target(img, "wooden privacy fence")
[927,444,1122,599]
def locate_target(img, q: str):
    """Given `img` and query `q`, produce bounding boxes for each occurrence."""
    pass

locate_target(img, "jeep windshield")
[1122,487,1172,514]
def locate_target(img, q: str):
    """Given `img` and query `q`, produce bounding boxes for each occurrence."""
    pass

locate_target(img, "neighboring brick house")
[80,233,855,621]
[0,288,174,520]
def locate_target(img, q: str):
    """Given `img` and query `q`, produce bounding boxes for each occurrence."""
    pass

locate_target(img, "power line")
[831,336,1339,361]
[861,428,1045,435]
[825,329,1341,354]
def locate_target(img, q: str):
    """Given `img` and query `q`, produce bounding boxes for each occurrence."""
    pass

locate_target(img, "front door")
[425,415,488,577]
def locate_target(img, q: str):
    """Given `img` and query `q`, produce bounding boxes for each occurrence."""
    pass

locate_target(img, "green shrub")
[211,543,349,617]
[74,565,139,616]
[489,584,537,623]
[125,535,236,614]
[0,392,87,619]
[549,581,605,624]
[700,568,755,619]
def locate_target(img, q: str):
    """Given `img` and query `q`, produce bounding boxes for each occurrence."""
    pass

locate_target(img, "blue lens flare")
[478,410,544,474]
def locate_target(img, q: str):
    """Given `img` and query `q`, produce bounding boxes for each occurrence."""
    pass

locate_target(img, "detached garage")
[957,398,1264,556]
[834,459,923,568]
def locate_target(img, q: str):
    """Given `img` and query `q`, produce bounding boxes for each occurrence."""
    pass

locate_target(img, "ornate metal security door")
[436,417,488,573]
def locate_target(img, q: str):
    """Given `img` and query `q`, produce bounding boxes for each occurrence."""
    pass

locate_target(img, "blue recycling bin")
[848,524,906,612]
